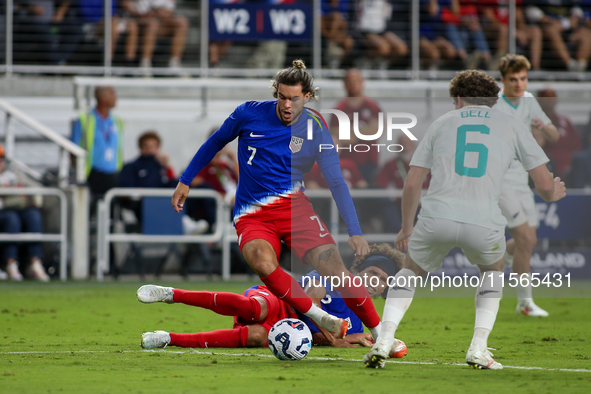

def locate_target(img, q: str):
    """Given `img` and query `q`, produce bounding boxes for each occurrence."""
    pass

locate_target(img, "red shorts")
[234,193,336,261]
[233,285,298,332]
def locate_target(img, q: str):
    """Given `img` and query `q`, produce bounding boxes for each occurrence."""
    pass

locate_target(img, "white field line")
[1,349,590,373]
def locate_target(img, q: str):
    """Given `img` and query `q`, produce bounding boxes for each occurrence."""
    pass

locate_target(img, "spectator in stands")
[447,0,492,68]
[571,133,591,187]
[329,68,382,183]
[0,144,50,282]
[526,2,591,71]
[54,0,139,65]
[71,86,123,208]
[122,0,189,75]
[536,88,582,178]
[418,0,458,69]
[246,0,293,69]
[32,0,83,65]
[321,0,354,68]
[119,131,176,189]
[13,1,56,63]
[480,0,542,70]
[375,134,430,233]
[209,40,232,67]
[357,0,408,70]
[119,131,208,234]
[208,0,238,67]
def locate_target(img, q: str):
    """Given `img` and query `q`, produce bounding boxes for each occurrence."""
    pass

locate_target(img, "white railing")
[96,188,226,281]
[0,187,68,281]
[0,99,90,279]
[0,100,87,185]
[72,77,591,120]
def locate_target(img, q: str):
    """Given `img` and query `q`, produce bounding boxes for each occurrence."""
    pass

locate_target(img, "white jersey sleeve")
[494,91,550,191]
[513,117,549,171]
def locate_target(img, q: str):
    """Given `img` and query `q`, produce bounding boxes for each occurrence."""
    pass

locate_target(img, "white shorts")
[498,187,539,229]
[408,216,506,272]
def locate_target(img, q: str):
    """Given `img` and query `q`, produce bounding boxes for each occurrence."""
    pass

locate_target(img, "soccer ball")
[267,318,312,360]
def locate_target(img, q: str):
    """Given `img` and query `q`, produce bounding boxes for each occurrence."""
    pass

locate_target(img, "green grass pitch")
[1,280,590,393]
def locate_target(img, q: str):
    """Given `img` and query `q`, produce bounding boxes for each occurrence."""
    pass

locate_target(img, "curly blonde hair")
[270,59,319,100]
[350,243,405,273]
[449,70,500,107]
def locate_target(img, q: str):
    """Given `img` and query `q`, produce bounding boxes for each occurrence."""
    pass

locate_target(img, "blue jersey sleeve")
[321,163,362,236]
[179,103,248,185]
[314,130,362,237]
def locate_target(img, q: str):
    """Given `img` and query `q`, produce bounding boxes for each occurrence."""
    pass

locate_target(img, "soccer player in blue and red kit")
[138,244,407,357]
[166,60,383,340]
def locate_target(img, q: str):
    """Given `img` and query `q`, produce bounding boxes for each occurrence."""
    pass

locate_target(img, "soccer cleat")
[27,260,50,282]
[6,261,23,281]
[389,338,407,358]
[319,314,348,339]
[137,285,175,304]
[141,331,171,349]
[363,338,392,368]
[516,301,549,317]
[466,347,503,370]
[363,347,388,369]
[182,216,209,235]
[0,268,8,280]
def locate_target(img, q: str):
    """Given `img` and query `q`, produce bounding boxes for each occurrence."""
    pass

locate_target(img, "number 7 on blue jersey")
[455,124,490,178]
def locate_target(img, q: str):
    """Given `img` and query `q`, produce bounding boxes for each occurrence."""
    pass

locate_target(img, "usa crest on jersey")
[290,136,304,153]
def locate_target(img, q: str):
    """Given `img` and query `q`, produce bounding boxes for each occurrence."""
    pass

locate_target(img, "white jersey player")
[363,70,566,370]
[495,54,559,317]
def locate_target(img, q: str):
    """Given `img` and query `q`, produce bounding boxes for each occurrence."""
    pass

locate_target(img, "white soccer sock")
[370,322,382,342]
[470,327,491,353]
[516,272,533,305]
[379,268,417,343]
[472,271,503,352]
[303,302,329,323]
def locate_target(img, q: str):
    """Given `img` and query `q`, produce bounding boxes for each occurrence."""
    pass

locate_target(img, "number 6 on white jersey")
[247,146,257,165]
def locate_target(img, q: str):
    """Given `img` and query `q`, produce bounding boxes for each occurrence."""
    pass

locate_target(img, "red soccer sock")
[337,273,381,329]
[169,327,250,348]
[173,289,261,321]
[260,267,313,313]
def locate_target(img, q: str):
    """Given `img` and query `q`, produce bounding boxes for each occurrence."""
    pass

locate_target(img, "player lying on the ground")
[138,244,406,356]
[364,70,566,370]
[171,60,382,341]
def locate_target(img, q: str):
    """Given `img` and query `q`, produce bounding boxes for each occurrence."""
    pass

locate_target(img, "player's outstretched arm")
[532,118,559,142]
[171,182,190,212]
[395,166,430,252]
[320,162,366,252]
[344,333,375,347]
[528,166,566,202]
[348,235,369,258]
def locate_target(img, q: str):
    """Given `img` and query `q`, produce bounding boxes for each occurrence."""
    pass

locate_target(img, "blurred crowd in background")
[4,0,591,74]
